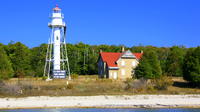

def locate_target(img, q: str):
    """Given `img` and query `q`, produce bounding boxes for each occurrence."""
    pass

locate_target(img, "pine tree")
[166,46,185,76]
[183,47,200,86]
[135,50,162,79]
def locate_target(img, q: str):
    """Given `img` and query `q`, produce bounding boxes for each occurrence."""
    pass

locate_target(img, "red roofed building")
[98,50,143,79]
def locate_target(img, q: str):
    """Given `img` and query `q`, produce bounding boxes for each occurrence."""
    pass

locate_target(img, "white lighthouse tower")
[44,5,71,79]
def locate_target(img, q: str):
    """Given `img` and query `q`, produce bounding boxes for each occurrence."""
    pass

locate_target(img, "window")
[113,72,117,79]
[56,36,59,40]
[121,69,125,76]
[132,61,136,66]
[121,60,125,66]
[110,72,113,77]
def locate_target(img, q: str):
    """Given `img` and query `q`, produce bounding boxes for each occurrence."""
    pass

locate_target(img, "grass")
[0,75,199,97]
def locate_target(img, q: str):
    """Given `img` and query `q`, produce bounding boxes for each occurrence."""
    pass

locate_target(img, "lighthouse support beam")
[44,5,70,79]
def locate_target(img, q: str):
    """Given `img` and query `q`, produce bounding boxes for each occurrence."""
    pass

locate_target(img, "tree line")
[0,42,199,86]
[134,46,200,86]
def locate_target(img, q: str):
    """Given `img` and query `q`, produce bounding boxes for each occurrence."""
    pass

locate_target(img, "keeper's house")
[97,50,143,79]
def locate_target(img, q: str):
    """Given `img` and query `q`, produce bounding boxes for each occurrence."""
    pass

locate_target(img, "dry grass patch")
[0,76,199,97]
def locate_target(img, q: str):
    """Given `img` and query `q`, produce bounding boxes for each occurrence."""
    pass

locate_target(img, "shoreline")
[0,95,200,110]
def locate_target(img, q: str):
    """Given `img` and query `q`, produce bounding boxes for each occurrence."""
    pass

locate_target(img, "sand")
[0,95,200,109]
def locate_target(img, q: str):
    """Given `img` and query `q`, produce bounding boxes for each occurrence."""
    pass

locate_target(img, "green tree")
[0,45,14,80]
[183,47,200,86]
[165,46,186,76]
[156,47,170,74]
[135,50,162,79]
[134,56,152,78]
[87,48,98,74]
[67,44,80,74]
[30,44,47,77]
[7,42,31,77]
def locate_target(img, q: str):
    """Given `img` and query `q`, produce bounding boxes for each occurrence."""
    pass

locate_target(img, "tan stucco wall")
[108,69,119,79]
[117,58,139,79]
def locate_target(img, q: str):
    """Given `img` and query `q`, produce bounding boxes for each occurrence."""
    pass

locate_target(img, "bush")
[42,76,48,80]
[153,76,173,90]
[66,83,73,89]
[71,74,79,79]
[132,78,148,90]
[124,78,134,90]
[124,78,148,91]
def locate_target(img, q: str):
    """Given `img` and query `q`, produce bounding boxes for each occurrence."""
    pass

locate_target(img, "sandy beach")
[0,95,200,109]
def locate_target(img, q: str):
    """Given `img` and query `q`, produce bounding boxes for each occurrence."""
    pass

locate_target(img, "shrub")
[124,78,134,90]
[66,83,73,89]
[42,76,48,80]
[124,78,148,91]
[153,76,173,90]
[132,78,148,90]
[71,74,79,79]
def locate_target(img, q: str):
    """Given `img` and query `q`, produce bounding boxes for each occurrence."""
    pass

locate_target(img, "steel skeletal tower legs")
[43,28,71,79]
[43,5,71,79]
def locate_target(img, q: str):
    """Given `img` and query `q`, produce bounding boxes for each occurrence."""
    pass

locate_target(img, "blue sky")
[0,0,200,48]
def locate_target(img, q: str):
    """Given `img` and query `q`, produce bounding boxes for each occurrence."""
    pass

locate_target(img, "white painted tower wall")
[44,5,71,79]
[53,28,61,70]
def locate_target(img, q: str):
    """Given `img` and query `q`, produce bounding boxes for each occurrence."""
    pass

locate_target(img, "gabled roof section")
[121,50,136,58]
[134,53,143,60]
[100,52,121,67]
[100,51,143,67]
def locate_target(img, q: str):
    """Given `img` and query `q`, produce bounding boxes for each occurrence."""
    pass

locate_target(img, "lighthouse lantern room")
[44,5,71,79]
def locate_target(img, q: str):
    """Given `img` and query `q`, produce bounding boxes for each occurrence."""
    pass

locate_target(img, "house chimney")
[122,46,125,52]
[100,49,103,53]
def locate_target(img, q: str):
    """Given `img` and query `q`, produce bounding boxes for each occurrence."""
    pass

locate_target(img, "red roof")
[100,52,143,67]
[53,5,61,11]
[133,53,143,60]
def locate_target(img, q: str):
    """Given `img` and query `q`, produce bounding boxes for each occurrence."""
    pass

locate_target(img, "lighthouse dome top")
[53,5,61,11]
